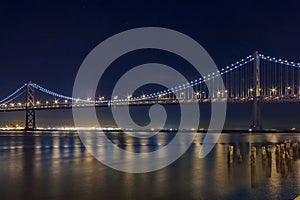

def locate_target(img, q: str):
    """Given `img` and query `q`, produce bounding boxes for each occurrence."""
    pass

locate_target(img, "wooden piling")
[251,146,256,164]
[267,145,273,158]
[276,144,280,155]
[228,145,234,164]
[237,148,242,163]
[285,139,291,150]
[292,142,298,150]
[262,146,267,160]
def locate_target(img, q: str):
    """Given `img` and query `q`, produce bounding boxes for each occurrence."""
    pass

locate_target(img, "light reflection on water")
[0,132,300,199]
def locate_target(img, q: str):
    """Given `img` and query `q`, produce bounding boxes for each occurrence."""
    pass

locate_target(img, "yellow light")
[36,101,40,105]
[17,102,22,106]
[64,100,68,103]
[54,100,58,104]
[46,101,49,104]
[225,90,228,93]
[249,88,253,92]
[195,92,200,96]
[287,86,291,90]
[10,103,14,107]
[113,96,118,100]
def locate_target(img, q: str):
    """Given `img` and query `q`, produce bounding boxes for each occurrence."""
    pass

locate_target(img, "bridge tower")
[25,81,36,131]
[251,51,262,131]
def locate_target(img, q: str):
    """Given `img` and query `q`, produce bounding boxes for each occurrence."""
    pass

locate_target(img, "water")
[0,132,300,200]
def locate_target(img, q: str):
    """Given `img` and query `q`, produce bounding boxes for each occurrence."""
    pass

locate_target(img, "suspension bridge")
[1,51,300,131]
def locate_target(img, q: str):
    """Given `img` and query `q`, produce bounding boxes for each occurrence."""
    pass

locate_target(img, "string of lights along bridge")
[1,51,300,131]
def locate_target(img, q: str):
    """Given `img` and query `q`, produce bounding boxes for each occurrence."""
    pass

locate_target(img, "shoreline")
[0,128,299,134]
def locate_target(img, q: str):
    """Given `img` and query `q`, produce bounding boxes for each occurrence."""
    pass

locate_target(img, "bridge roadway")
[1,94,300,112]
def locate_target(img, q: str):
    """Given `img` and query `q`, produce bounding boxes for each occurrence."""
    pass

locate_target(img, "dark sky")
[1,0,300,94]
[0,0,300,129]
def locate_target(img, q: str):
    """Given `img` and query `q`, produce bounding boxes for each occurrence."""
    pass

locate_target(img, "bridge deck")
[1,95,300,112]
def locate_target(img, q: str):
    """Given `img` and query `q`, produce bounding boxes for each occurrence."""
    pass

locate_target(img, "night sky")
[1,1,300,129]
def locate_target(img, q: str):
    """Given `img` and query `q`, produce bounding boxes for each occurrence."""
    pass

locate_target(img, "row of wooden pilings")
[228,139,299,191]
[228,139,299,166]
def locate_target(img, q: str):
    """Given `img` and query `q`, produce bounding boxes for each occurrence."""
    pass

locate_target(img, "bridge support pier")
[25,82,36,131]
[251,51,262,131]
